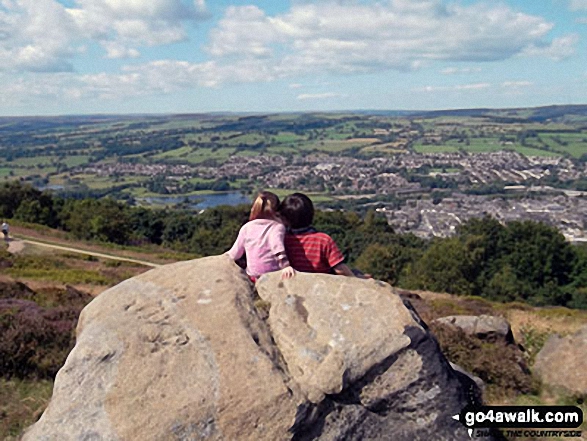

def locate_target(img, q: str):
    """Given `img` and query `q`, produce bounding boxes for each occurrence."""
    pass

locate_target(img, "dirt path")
[6,238,24,254]
[6,237,161,268]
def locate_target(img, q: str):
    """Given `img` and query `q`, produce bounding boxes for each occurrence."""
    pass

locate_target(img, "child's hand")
[281,266,296,279]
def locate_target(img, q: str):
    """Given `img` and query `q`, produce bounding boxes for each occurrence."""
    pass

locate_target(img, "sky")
[1,0,586,116]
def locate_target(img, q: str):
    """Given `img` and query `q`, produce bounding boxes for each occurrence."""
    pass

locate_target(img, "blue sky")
[1,0,586,115]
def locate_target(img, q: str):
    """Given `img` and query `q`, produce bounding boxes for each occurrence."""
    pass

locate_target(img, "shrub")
[430,323,533,397]
[0,298,80,379]
[0,281,92,309]
[518,325,551,366]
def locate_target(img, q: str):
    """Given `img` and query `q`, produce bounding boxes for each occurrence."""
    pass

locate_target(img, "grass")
[234,149,262,157]
[413,143,460,154]
[60,155,91,168]
[317,139,376,152]
[539,134,587,158]
[511,146,561,157]
[505,307,587,344]
[5,267,111,285]
[0,168,16,178]
[9,156,55,167]
[266,145,298,154]
[183,147,236,164]
[269,188,334,202]
[70,174,124,190]
[360,143,407,155]
[412,290,587,350]
[0,379,53,440]
[10,223,193,264]
[413,138,566,157]
[272,132,306,143]
[150,145,192,160]
[3,250,112,285]
[222,133,267,146]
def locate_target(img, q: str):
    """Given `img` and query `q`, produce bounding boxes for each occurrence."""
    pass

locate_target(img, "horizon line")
[1,103,586,119]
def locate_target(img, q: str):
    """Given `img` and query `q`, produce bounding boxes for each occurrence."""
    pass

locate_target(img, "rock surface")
[432,315,513,343]
[533,325,587,396]
[24,255,484,441]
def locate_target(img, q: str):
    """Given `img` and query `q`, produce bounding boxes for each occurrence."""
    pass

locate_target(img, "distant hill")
[412,104,587,122]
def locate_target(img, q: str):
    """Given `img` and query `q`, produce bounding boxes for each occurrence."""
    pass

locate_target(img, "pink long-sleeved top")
[227,218,288,277]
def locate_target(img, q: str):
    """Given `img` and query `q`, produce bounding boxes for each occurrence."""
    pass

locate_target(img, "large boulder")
[533,325,587,396]
[23,255,485,441]
[432,315,513,344]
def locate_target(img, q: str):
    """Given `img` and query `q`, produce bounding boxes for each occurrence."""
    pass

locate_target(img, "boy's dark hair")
[280,193,314,229]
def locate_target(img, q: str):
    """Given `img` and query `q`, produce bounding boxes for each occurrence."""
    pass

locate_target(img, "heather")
[0,286,91,379]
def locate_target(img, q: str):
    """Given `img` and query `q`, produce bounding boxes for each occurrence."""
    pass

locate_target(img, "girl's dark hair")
[279,193,314,229]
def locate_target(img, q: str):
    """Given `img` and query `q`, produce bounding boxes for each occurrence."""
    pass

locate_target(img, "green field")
[9,156,55,167]
[151,145,192,160]
[413,143,460,154]
[414,138,564,157]
[267,145,298,154]
[315,140,375,152]
[0,108,585,199]
[223,132,267,145]
[270,188,333,202]
[539,133,587,158]
[61,155,92,167]
[511,146,561,157]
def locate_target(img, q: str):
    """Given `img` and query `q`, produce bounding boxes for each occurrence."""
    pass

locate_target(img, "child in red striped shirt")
[280,193,356,277]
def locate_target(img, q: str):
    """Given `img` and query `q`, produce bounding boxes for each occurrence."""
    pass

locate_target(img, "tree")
[355,243,407,285]
[404,237,476,295]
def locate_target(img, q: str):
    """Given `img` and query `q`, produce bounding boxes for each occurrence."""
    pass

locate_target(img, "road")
[6,237,161,268]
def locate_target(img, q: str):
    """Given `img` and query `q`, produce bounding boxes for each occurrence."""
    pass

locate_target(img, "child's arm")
[270,224,296,279]
[274,251,294,279]
[225,226,246,260]
[332,263,355,277]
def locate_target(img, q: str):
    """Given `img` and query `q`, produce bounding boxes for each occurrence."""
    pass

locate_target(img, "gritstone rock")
[23,255,489,441]
[533,325,587,396]
[432,315,514,344]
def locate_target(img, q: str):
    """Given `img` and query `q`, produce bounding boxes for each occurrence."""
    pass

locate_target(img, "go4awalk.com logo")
[452,405,584,438]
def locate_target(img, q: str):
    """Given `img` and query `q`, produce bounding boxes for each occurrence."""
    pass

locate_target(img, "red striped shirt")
[284,231,345,273]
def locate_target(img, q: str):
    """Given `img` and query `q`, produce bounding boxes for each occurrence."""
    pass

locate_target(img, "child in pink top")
[226,191,295,281]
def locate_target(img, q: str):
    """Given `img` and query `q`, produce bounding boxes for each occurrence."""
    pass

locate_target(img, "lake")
[141,191,251,209]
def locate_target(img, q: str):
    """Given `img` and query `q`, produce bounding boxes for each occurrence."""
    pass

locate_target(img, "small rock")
[433,315,513,343]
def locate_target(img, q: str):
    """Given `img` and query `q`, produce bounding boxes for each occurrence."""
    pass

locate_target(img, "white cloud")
[206,0,563,79]
[454,83,491,90]
[576,17,587,23]
[297,92,343,100]
[569,0,587,11]
[207,6,280,57]
[0,0,210,71]
[414,80,534,94]
[0,0,577,105]
[102,42,141,59]
[441,67,482,75]
[0,0,79,72]
[501,81,532,88]
[68,0,209,49]
[414,82,492,93]
[520,35,579,60]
